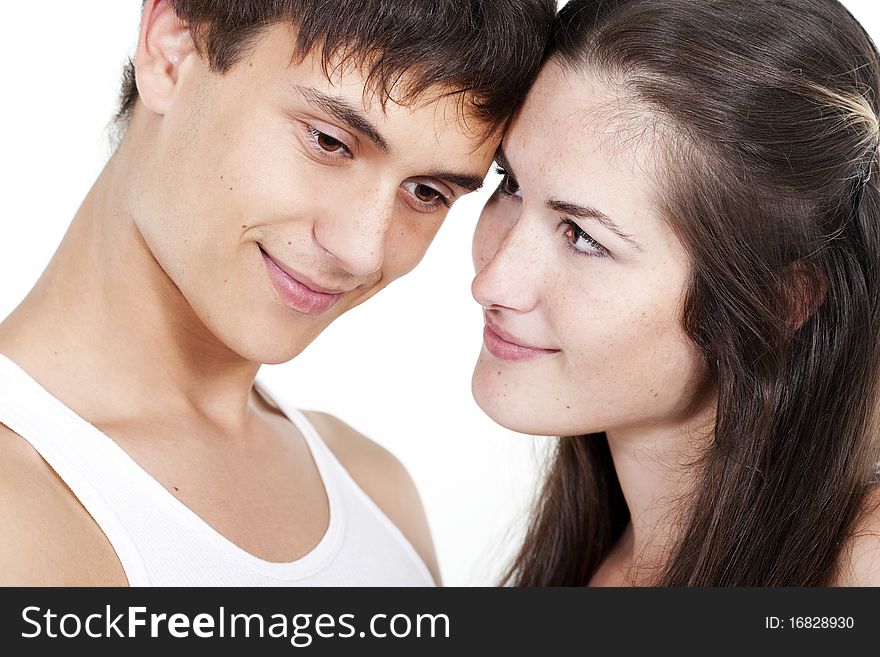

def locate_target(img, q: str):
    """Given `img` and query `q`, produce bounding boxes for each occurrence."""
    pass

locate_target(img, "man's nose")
[312,185,397,277]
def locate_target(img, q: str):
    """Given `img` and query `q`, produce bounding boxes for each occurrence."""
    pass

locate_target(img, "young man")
[0,0,554,585]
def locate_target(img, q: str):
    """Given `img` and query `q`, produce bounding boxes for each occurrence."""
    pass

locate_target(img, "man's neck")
[0,149,262,433]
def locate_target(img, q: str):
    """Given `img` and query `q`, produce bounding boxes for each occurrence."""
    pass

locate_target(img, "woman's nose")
[471,206,544,313]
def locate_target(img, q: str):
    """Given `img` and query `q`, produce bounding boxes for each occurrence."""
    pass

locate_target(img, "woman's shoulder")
[302,411,441,584]
[835,485,880,586]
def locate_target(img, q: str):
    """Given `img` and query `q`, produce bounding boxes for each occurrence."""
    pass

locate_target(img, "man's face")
[128,23,496,363]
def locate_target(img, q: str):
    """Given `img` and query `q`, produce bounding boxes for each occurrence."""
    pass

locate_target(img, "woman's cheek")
[473,204,504,272]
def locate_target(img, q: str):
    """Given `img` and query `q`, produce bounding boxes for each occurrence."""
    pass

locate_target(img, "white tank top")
[0,353,434,586]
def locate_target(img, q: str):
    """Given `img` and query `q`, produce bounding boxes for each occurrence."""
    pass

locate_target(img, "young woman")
[473,0,880,586]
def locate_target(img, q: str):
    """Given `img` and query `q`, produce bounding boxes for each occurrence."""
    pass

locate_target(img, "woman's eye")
[305,125,352,158]
[563,219,609,257]
[495,166,521,198]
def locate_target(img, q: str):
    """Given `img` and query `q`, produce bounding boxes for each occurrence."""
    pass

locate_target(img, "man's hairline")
[119,24,506,149]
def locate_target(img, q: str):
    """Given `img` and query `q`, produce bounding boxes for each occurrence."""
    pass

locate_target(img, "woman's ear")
[134,0,197,116]
[785,260,828,334]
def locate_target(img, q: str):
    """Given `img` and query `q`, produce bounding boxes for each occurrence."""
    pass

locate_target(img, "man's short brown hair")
[117,0,556,135]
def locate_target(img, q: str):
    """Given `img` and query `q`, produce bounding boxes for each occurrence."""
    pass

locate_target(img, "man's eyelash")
[303,125,352,158]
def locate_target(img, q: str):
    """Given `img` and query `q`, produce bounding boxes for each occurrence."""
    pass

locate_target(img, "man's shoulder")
[0,423,127,585]
[0,423,74,584]
[303,411,407,479]
[302,411,440,584]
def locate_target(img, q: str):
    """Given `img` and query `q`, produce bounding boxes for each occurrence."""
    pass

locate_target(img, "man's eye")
[414,184,441,202]
[304,126,352,158]
[400,180,451,212]
[310,128,344,152]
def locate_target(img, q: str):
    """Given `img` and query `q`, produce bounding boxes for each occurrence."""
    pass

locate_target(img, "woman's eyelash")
[494,166,520,196]
[491,166,608,257]
[562,219,609,257]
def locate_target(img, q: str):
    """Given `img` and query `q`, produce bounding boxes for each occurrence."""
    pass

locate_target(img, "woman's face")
[472,63,711,438]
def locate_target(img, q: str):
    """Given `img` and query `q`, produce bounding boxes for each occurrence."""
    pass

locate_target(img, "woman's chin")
[472,375,514,429]
[472,369,556,436]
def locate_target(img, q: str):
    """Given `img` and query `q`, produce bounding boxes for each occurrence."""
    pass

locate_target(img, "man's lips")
[259,247,348,295]
[260,247,343,315]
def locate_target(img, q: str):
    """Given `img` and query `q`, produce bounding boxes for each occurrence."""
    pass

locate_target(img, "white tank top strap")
[253,380,436,586]
[0,353,434,586]
[253,381,342,491]
[0,352,151,585]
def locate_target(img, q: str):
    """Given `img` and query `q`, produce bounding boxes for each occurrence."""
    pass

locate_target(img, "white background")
[1,1,878,586]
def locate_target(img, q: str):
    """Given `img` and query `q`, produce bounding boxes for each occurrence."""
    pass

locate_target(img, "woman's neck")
[603,401,716,584]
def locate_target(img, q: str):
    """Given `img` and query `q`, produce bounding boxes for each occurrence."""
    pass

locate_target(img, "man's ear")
[134,0,197,116]
[785,260,828,334]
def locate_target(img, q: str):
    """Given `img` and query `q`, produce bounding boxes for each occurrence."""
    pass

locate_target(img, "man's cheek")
[385,227,439,280]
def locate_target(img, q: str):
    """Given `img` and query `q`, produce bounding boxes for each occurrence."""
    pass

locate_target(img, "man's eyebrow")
[292,85,390,152]
[547,197,642,251]
[428,171,485,194]
[292,85,482,192]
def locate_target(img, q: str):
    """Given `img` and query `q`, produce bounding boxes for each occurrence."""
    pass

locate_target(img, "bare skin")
[0,0,497,586]
[0,404,440,586]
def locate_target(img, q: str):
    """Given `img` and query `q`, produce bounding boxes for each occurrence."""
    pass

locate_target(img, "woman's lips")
[260,248,342,316]
[482,319,560,362]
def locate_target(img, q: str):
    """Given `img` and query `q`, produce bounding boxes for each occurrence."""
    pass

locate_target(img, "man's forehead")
[285,77,500,157]
[242,24,503,146]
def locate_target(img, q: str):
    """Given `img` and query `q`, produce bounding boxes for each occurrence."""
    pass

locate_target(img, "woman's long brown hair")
[505,0,880,586]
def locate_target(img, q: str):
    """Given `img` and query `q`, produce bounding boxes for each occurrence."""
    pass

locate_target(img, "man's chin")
[210,313,333,366]
[247,328,329,365]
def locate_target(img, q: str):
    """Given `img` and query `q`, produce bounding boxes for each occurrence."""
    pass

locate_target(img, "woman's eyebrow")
[292,85,391,152]
[495,145,516,177]
[497,144,641,251]
[547,198,642,251]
